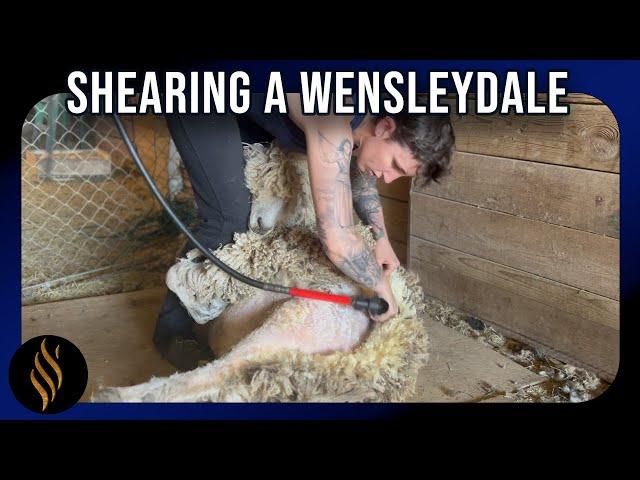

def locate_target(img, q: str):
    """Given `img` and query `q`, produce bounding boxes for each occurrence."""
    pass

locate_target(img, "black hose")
[113,114,288,295]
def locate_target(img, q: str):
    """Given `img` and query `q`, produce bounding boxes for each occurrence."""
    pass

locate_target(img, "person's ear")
[374,117,397,139]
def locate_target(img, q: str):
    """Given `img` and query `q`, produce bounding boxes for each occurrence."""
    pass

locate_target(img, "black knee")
[153,290,195,352]
[153,290,216,371]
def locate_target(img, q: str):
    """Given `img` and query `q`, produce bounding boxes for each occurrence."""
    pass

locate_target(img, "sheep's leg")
[93,298,370,402]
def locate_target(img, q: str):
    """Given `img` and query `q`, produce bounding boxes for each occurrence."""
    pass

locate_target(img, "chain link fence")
[21,94,195,305]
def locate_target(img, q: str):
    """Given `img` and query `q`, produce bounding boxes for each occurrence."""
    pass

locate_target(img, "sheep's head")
[249,193,285,235]
[244,143,315,234]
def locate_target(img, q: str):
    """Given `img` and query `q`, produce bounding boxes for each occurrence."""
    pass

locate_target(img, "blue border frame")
[3,60,637,419]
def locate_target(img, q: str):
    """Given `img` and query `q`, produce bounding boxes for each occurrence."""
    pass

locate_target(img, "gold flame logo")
[29,338,63,412]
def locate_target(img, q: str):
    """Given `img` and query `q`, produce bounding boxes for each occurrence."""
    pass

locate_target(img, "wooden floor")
[408,320,542,402]
[22,288,543,402]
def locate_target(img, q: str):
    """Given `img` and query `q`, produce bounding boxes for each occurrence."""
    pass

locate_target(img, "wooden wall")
[377,176,412,265]
[405,94,620,381]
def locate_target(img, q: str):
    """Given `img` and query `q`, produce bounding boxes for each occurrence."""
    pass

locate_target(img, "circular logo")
[9,335,88,414]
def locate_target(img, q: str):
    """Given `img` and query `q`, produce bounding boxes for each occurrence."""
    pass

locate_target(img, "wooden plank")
[416,151,620,238]
[22,288,176,401]
[390,239,407,266]
[538,93,604,105]
[381,196,409,245]
[445,101,619,172]
[409,317,545,402]
[409,237,620,381]
[377,176,412,202]
[410,193,619,299]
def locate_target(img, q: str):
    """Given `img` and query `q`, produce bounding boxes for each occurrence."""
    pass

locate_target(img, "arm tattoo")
[335,242,382,288]
[317,132,352,176]
[317,131,353,228]
[350,161,386,240]
[313,130,383,289]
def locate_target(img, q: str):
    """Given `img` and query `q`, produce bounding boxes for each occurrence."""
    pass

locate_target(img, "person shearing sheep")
[156,92,455,370]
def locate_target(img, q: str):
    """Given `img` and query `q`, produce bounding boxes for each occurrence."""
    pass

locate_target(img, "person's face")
[353,117,422,184]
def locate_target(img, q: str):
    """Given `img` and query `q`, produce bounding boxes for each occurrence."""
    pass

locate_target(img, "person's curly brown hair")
[380,100,455,186]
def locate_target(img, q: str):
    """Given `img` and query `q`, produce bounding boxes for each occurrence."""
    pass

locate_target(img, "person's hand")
[374,237,401,277]
[370,275,398,323]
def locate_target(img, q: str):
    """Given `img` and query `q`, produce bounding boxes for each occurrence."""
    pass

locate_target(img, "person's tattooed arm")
[284,94,397,321]
[350,161,387,241]
[302,120,383,290]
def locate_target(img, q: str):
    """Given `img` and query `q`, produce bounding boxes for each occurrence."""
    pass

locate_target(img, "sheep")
[91,143,430,402]
[244,142,316,234]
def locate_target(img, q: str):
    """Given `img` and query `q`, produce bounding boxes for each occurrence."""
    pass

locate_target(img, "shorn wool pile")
[92,143,430,402]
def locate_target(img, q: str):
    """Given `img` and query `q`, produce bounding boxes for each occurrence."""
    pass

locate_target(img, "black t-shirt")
[241,93,366,152]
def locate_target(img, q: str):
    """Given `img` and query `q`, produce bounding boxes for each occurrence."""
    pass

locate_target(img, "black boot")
[153,290,215,371]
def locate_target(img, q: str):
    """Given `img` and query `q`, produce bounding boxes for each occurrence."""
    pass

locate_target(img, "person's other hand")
[374,237,401,277]
[370,275,398,323]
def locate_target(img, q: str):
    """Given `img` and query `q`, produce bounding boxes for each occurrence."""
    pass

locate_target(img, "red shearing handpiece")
[289,288,389,316]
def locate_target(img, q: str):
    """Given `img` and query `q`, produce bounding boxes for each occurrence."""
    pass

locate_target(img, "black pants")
[153,113,274,353]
